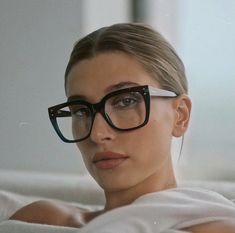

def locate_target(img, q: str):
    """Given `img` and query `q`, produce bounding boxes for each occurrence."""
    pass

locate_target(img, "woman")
[9,23,235,232]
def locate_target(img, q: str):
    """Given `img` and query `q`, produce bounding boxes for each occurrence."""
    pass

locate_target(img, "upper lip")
[92,151,129,163]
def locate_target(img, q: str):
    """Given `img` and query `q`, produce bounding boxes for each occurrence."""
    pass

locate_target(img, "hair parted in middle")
[65,23,188,95]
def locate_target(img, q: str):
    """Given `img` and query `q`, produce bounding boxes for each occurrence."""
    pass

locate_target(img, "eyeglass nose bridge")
[90,100,110,125]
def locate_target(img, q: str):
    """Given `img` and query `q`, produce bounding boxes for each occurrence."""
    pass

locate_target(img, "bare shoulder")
[182,220,235,233]
[9,200,92,227]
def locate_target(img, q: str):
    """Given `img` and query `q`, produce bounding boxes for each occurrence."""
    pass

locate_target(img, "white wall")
[0,0,130,174]
[81,0,131,35]
[141,0,180,48]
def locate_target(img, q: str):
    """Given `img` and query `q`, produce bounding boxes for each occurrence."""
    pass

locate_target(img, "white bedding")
[0,190,97,233]
[0,220,187,233]
[0,220,78,233]
[0,170,105,204]
[1,187,235,233]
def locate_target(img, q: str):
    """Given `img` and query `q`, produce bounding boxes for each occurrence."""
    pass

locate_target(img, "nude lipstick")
[92,151,129,169]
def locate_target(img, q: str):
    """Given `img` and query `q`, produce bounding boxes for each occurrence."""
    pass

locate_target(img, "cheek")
[125,108,173,161]
[75,142,92,169]
[138,122,170,151]
[75,103,174,173]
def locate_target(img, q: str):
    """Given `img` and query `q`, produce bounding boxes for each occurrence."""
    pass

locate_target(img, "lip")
[92,151,129,169]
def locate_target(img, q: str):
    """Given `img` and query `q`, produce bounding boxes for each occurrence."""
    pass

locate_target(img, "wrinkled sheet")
[1,188,235,233]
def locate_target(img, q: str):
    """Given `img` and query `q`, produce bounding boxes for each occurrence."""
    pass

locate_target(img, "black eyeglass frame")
[48,85,177,143]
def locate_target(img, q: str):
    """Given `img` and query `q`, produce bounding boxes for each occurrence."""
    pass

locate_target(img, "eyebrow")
[67,81,139,102]
[104,81,139,93]
[67,94,86,102]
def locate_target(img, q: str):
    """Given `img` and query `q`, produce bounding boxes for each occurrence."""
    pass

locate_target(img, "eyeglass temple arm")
[148,86,177,97]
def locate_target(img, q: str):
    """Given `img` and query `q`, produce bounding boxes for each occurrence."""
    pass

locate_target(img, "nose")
[90,113,115,144]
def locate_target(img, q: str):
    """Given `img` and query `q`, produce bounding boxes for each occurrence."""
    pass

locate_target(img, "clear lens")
[105,91,146,129]
[56,104,92,141]
[55,91,147,141]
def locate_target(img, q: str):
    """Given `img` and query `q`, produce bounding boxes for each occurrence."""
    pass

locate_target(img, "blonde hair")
[65,23,188,95]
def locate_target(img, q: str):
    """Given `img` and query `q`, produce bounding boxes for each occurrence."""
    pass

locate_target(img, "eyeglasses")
[48,85,177,143]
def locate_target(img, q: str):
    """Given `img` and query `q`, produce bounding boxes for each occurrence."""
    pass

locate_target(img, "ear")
[172,95,192,137]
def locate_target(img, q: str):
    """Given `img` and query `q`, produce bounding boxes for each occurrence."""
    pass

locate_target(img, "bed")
[1,169,235,232]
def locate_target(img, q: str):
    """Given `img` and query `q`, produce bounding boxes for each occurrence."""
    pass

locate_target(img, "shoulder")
[9,200,70,223]
[9,199,102,227]
[182,220,235,233]
[9,200,85,227]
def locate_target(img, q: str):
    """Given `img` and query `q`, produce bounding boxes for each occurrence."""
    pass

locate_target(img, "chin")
[96,174,144,193]
[92,175,130,191]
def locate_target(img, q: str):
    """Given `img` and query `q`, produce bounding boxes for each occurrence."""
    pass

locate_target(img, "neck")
[103,161,177,211]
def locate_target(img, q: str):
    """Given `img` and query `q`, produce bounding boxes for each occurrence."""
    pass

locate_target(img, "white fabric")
[1,187,235,233]
[1,169,235,201]
[0,221,187,233]
[0,190,39,222]
[0,170,105,204]
[0,190,100,222]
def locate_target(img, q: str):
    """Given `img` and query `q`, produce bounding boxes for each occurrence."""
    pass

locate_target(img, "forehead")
[66,52,159,101]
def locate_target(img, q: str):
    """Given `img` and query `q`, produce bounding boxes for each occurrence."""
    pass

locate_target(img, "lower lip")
[94,158,128,169]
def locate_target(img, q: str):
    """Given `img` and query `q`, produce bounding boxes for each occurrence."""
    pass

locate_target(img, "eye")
[71,106,90,118]
[112,93,142,109]
[119,97,136,107]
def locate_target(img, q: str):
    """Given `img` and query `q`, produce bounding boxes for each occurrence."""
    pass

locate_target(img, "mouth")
[92,151,129,169]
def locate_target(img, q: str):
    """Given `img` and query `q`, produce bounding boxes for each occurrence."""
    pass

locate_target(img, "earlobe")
[172,95,192,137]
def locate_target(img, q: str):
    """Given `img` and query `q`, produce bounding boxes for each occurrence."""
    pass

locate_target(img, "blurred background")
[0,0,234,181]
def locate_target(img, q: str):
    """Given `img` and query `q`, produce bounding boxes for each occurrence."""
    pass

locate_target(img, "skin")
[66,52,190,210]
[9,52,235,232]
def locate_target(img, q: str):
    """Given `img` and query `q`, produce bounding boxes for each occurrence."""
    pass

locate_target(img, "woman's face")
[66,52,181,192]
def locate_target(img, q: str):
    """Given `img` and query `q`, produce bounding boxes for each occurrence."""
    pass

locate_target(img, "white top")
[1,187,235,233]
